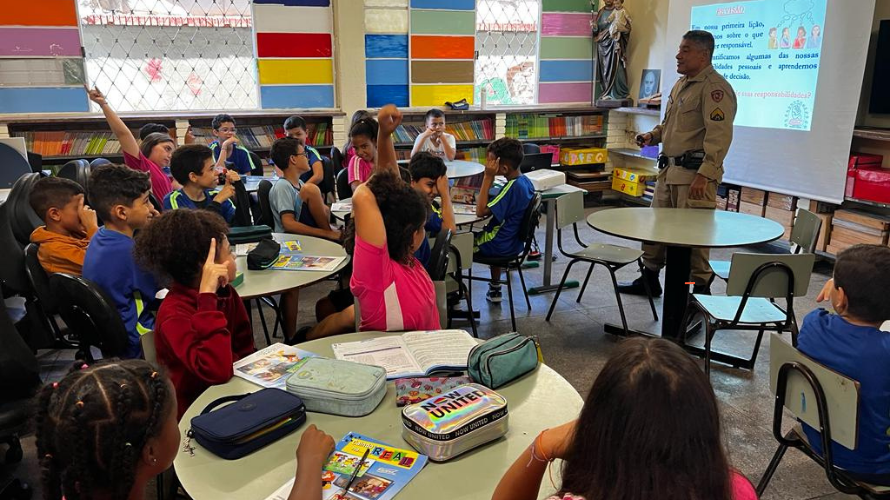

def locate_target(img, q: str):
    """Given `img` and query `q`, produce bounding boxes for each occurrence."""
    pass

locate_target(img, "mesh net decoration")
[475,0,540,106]
[79,0,258,112]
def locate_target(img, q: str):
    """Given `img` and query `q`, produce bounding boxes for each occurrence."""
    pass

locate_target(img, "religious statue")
[592,0,632,107]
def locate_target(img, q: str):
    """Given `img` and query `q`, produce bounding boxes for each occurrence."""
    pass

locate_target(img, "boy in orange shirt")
[28,177,99,275]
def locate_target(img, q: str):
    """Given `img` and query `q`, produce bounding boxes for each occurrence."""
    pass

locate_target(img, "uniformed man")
[619,30,736,296]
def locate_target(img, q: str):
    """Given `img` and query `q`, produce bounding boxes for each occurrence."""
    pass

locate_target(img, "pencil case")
[467,332,540,389]
[401,383,508,462]
[189,388,306,460]
[285,358,387,417]
[228,224,273,245]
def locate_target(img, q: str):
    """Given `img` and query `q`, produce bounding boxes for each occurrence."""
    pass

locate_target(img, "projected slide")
[691,0,827,131]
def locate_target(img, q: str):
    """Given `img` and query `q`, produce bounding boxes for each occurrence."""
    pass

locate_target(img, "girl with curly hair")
[133,209,255,418]
[36,359,337,500]
[347,105,440,332]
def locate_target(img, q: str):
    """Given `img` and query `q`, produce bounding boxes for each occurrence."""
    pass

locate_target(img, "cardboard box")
[612,167,658,183]
[827,242,853,255]
[740,201,765,217]
[612,176,647,197]
[741,187,767,206]
[560,147,608,166]
[814,213,833,252]
[767,193,797,211]
[833,209,890,231]
[765,206,795,227]
[830,225,888,246]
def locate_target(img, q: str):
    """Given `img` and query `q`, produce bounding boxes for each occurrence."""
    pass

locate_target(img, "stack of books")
[14,130,153,158]
[505,113,604,139]
[391,119,494,145]
[827,209,890,254]
[642,181,656,204]
[191,123,332,150]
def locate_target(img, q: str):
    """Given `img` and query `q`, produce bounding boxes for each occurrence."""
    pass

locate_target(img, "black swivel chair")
[336,168,353,201]
[50,273,130,362]
[248,151,264,176]
[0,295,40,499]
[0,143,32,190]
[330,146,345,173]
[6,172,45,247]
[467,193,543,331]
[522,143,541,155]
[24,244,76,349]
[251,180,280,344]
[320,156,336,202]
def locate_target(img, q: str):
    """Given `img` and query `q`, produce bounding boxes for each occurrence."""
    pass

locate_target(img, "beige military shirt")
[650,65,736,184]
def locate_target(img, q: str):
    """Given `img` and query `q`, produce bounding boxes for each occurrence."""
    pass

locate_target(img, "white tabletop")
[174,331,583,500]
[240,175,277,193]
[587,208,785,248]
[332,198,487,226]
[233,233,348,299]
[445,160,485,179]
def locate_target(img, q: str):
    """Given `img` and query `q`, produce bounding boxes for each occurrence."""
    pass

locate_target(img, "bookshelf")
[391,110,495,163]
[2,111,343,165]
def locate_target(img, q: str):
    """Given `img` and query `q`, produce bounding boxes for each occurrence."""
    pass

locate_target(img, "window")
[475,0,540,106]
[78,0,257,112]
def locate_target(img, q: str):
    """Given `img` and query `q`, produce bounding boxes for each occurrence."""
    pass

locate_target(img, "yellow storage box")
[560,147,608,166]
[612,167,658,183]
[612,176,648,197]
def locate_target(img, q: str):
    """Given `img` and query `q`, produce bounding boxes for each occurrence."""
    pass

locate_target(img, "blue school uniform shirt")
[415,204,444,267]
[797,308,890,476]
[209,140,257,175]
[162,189,236,224]
[269,178,317,234]
[474,174,535,257]
[82,227,158,359]
[300,146,323,184]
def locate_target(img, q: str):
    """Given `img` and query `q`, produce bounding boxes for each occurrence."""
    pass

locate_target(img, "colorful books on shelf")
[191,123,332,150]
[265,432,427,500]
[505,113,604,139]
[391,119,494,145]
[14,130,153,158]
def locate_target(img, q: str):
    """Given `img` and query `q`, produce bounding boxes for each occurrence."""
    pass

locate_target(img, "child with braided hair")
[35,359,179,500]
[36,359,337,500]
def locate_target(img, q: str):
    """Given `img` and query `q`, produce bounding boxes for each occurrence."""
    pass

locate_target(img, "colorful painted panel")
[410,84,474,107]
[255,0,335,109]
[410,36,475,59]
[0,87,88,113]
[538,82,593,103]
[0,28,82,58]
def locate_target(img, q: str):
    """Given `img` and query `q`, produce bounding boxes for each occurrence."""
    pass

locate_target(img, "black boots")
[617,267,662,297]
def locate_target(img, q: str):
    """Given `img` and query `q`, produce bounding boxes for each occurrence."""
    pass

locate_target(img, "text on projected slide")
[691,0,827,131]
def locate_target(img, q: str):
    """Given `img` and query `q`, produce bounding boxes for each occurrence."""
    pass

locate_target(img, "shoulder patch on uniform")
[710,108,725,121]
[711,89,724,103]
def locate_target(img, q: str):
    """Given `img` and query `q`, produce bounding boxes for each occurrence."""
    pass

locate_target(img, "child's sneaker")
[486,285,503,304]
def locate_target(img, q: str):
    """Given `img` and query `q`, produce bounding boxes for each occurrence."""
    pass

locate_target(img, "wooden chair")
[545,191,658,334]
[710,208,822,281]
[757,334,890,499]
[682,252,814,376]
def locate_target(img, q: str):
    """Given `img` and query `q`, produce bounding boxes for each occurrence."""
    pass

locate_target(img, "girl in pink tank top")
[492,338,759,500]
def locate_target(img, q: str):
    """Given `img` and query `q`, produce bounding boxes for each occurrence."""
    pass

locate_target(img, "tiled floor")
[10,206,855,499]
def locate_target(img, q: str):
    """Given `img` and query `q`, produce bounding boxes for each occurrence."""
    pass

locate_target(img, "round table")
[445,160,485,180]
[332,198,487,226]
[174,332,583,500]
[233,233,349,300]
[586,208,784,341]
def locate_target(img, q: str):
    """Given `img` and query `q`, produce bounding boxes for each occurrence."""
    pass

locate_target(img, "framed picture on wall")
[639,69,661,100]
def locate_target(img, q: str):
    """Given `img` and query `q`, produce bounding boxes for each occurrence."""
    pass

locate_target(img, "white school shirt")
[412,132,456,159]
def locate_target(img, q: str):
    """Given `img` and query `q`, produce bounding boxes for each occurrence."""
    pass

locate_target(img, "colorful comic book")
[232,343,319,388]
[265,432,427,500]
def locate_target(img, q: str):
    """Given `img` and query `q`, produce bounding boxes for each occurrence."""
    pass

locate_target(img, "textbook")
[233,343,319,388]
[272,254,346,272]
[265,432,427,500]
[331,330,478,380]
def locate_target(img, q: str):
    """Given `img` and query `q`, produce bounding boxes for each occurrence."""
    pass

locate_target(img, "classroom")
[0,0,889,499]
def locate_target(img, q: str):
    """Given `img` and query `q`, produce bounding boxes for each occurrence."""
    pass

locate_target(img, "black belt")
[657,152,703,170]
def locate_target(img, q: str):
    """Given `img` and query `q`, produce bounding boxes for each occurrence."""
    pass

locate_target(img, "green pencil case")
[285,358,387,417]
[467,332,540,389]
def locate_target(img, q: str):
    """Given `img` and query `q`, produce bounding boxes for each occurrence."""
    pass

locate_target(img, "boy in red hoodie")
[28,176,99,275]
[134,209,255,418]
